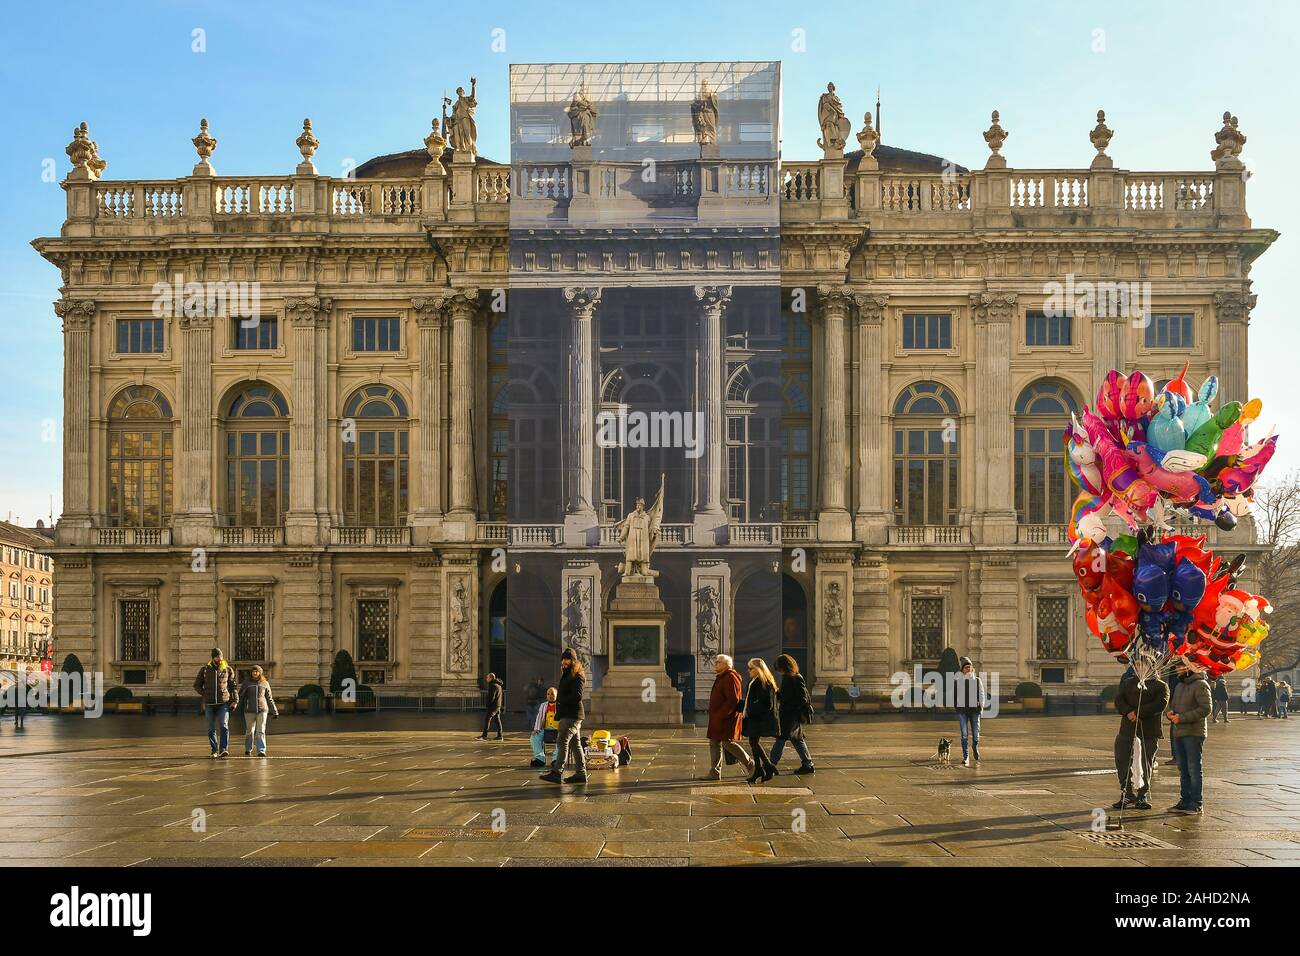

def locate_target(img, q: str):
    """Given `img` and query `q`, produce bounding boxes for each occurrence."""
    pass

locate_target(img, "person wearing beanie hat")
[954,657,984,768]
[540,648,587,784]
[1167,657,1211,814]
[193,647,239,758]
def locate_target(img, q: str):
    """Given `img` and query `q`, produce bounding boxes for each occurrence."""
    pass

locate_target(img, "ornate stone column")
[411,297,445,542]
[175,309,215,545]
[816,286,853,541]
[854,292,889,544]
[693,285,731,543]
[971,292,1018,545]
[1091,312,1126,390]
[284,296,332,546]
[445,288,480,537]
[1215,288,1254,406]
[54,297,95,539]
[563,287,601,543]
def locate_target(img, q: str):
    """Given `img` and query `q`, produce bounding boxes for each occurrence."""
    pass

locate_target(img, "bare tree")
[1253,473,1300,676]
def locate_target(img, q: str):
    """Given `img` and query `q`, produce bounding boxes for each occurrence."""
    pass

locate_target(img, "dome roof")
[847,144,968,175]
[353,147,502,178]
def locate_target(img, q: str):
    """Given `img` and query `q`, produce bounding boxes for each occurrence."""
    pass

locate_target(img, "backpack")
[617,735,632,766]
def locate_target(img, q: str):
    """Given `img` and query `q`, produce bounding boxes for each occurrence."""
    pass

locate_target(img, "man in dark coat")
[539,648,587,784]
[478,673,503,740]
[702,654,752,780]
[1211,677,1230,724]
[193,647,239,758]
[1168,659,1212,814]
[1112,664,1169,810]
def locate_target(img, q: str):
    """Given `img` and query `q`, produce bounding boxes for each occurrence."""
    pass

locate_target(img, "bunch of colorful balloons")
[1066,362,1276,544]
[1066,364,1277,676]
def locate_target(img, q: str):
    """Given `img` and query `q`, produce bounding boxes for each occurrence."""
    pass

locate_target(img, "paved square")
[0,713,1295,866]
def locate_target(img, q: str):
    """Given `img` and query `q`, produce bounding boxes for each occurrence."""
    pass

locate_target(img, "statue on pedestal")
[566,87,598,148]
[616,474,664,579]
[692,79,719,146]
[445,77,478,155]
[817,82,850,152]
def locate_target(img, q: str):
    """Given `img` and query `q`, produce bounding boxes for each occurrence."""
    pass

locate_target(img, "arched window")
[224,383,289,527]
[342,385,409,526]
[893,382,960,526]
[1014,380,1079,525]
[107,386,173,527]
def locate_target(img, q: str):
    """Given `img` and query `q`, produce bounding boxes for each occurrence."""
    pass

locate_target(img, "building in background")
[0,521,55,669]
[32,65,1275,703]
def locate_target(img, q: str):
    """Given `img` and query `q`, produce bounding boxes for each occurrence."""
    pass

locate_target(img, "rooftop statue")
[445,77,479,155]
[817,81,850,152]
[566,87,598,148]
[691,79,719,146]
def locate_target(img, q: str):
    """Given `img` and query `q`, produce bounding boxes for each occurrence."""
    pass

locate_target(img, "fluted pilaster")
[412,297,444,522]
[971,292,1018,542]
[816,285,853,540]
[444,287,480,516]
[178,312,214,519]
[284,296,332,540]
[563,287,601,534]
[54,297,95,530]
[1215,288,1254,406]
[854,293,889,542]
[693,285,731,536]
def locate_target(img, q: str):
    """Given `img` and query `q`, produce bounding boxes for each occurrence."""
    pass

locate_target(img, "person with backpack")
[238,665,279,757]
[770,654,814,775]
[1211,676,1230,724]
[193,647,239,758]
[478,673,504,740]
[742,658,781,784]
[529,685,560,769]
[539,648,587,784]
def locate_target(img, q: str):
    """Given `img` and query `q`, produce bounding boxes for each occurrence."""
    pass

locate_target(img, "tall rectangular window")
[357,599,390,662]
[1035,596,1070,660]
[116,318,165,354]
[119,600,151,662]
[1145,313,1194,349]
[352,317,401,352]
[901,313,952,350]
[910,597,945,660]
[233,317,278,350]
[233,598,267,662]
[1025,310,1072,347]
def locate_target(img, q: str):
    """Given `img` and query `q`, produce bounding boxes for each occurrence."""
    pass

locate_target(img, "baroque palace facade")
[33,61,1275,706]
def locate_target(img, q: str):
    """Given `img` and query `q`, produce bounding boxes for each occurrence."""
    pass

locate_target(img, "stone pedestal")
[589,576,682,727]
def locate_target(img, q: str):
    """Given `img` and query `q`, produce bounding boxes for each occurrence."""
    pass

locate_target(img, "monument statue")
[566,87,598,148]
[445,77,479,155]
[816,82,850,152]
[615,474,665,579]
[691,79,719,146]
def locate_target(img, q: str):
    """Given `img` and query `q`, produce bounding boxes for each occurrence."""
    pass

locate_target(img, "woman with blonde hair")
[742,658,781,783]
[238,665,279,757]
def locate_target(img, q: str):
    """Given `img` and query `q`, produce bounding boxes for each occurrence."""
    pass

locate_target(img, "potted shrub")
[297,683,325,715]
[936,647,962,706]
[1016,680,1045,711]
[330,651,358,713]
[57,654,85,712]
[103,685,134,714]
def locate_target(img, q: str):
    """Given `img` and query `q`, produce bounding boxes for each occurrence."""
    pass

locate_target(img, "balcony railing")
[1016,524,1069,545]
[780,522,818,543]
[96,527,171,546]
[729,522,782,546]
[330,526,411,546]
[220,526,283,545]
[509,525,564,547]
[597,523,694,547]
[888,525,970,546]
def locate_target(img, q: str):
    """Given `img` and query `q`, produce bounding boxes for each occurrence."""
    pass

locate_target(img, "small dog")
[934,738,952,768]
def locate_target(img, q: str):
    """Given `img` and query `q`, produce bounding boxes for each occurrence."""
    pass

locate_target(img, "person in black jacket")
[742,658,781,784]
[1211,677,1230,724]
[770,654,814,775]
[1112,663,1169,811]
[539,648,587,784]
[478,673,503,740]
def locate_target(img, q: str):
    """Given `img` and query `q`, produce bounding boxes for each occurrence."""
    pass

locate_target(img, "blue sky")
[1,0,1296,523]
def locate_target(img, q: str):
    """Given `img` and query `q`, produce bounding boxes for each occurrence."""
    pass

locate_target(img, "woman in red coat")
[703,654,753,780]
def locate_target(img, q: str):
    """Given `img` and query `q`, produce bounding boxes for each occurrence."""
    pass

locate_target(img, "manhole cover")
[1078,831,1177,850]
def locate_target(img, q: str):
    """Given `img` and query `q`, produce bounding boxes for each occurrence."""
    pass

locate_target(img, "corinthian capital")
[284,295,334,327]
[815,284,855,318]
[411,296,444,327]
[1213,289,1255,325]
[562,287,602,317]
[437,286,480,321]
[969,291,1018,325]
[693,285,733,317]
[855,292,889,325]
[53,296,95,331]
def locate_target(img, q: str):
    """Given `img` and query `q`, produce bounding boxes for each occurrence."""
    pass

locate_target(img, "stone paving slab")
[0,713,1295,866]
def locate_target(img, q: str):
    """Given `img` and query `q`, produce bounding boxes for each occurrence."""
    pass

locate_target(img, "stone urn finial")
[1211,110,1247,170]
[295,118,319,173]
[192,118,218,176]
[66,121,106,181]
[983,110,1008,168]
[856,111,880,164]
[1089,109,1114,169]
[423,118,448,175]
